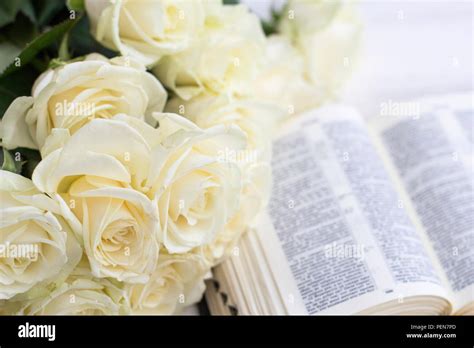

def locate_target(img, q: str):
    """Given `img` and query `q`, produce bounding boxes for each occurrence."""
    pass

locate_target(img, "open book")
[205,92,474,315]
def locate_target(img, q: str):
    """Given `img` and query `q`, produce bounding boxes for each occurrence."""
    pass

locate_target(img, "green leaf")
[16,147,41,178]
[261,8,283,36]
[1,148,23,174]
[0,147,41,178]
[0,65,38,117]
[0,41,21,73]
[261,20,277,36]
[35,0,66,27]
[68,16,117,58]
[223,0,239,4]
[20,0,36,24]
[3,12,38,48]
[0,16,81,77]
[67,0,85,12]
[0,0,26,27]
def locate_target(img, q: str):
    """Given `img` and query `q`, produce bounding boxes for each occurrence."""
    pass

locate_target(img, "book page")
[371,92,474,312]
[262,105,451,314]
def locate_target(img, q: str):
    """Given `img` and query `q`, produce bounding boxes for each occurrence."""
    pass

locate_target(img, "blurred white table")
[342,0,473,117]
[243,0,473,115]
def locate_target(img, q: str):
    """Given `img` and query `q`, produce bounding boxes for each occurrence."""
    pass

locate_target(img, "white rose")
[0,54,167,152]
[200,161,272,264]
[153,4,266,99]
[165,93,283,162]
[165,94,276,261]
[0,170,82,300]
[11,272,129,315]
[148,112,246,253]
[86,0,212,66]
[251,35,323,115]
[280,0,363,98]
[279,0,343,37]
[32,113,246,276]
[126,252,209,314]
[32,117,161,283]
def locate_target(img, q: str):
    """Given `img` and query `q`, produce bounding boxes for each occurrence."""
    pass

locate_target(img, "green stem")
[59,32,70,61]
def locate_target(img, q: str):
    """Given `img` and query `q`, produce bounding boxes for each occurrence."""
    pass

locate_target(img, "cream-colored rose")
[279,0,363,98]
[126,252,208,314]
[10,272,129,315]
[249,35,322,116]
[86,0,212,66]
[148,113,246,254]
[32,117,161,283]
[32,113,246,277]
[0,170,82,300]
[166,93,283,162]
[153,4,266,99]
[0,54,167,151]
[200,161,272,264]
[279,0,343,37]
[165,94,276,261]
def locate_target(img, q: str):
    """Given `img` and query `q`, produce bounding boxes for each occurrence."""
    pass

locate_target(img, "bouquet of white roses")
[0,0,361,314]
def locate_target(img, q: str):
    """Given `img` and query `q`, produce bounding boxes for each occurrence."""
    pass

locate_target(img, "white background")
[244,0,473,117]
